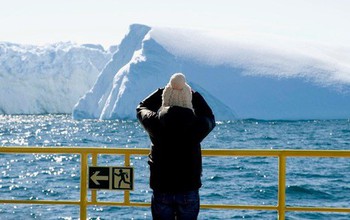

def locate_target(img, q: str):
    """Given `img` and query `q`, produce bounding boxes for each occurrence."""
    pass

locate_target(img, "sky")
[1,0,350,49]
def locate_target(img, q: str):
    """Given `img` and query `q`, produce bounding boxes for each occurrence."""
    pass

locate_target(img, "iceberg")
[0,42,112,114]
[73,24,350,120]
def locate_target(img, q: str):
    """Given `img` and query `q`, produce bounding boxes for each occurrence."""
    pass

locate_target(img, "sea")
[0,114,349,220]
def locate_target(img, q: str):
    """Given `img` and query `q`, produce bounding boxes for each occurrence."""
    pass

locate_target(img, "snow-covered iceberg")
[73,24,350,120]
[0,42,112,114]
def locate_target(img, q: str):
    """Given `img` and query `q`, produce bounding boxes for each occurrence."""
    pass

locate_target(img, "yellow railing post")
[80,153,88,220]
[91,153,98,203]
[278,153,287,220]
[124,153,131,205]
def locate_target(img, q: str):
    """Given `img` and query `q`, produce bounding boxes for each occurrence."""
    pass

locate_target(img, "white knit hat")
[162,73,194,111]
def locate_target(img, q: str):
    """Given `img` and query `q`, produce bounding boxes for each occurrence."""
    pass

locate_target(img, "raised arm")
[136,89,163,138]
[192,91,216,143]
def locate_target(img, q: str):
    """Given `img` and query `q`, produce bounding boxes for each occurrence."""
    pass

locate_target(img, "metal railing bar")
[1,147,350,158]
[278,155,287,219]
[91,153,98,203]
[286,206,350,213]
[80,153,88,220]
[2,199,348,214]
[0,200,80,205]
[200,204,277,210]
[88,201,150,207]
[124,153,131,205]
[0,147,150,155]
[86,201,278,211]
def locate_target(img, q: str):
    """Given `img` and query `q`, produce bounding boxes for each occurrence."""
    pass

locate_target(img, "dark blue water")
[0,115,349,219]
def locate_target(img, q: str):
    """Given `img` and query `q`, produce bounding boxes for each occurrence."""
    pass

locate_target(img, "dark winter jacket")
[136,88,215,192]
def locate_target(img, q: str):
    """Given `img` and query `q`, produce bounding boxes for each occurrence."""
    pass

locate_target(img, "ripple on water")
[1,115,350,219]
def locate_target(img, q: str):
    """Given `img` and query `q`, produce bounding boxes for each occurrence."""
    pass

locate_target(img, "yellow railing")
[1,147,350,219]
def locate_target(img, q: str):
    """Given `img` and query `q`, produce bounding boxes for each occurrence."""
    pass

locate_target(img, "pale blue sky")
[1,0,349,48]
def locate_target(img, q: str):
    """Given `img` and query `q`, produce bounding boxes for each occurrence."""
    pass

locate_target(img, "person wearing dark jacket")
[136,73,215,220]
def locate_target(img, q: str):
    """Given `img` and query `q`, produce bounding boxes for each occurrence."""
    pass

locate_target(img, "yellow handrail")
[1,147,350,220]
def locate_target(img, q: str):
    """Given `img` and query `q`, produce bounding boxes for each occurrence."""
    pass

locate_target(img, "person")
[136,73,215,220]
[114,169,130,188]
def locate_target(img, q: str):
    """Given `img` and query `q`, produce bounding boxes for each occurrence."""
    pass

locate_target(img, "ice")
[73,24,350,120]
[1,24,349,120]
[0,42,112,114]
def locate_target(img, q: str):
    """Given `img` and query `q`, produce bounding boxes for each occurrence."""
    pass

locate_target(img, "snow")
[1,24,349,120]
[151,27,350,85]
[0,42,112,114]
[73,24,350,120]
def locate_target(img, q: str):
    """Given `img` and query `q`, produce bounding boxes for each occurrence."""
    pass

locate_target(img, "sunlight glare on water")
[0,115,349,219]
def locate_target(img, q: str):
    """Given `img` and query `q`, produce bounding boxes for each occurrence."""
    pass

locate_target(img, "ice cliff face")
[1,24,349,120]
[0,42,112,114]
[73,24,236,120]
[73,24,350,120]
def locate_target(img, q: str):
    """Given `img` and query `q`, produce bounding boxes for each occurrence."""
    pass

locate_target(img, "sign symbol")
[88,166,134,190]
[114,169,131,188]
[91,171,109,185]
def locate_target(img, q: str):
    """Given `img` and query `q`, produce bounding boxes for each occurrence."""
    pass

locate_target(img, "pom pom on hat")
[170,73,186,90]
